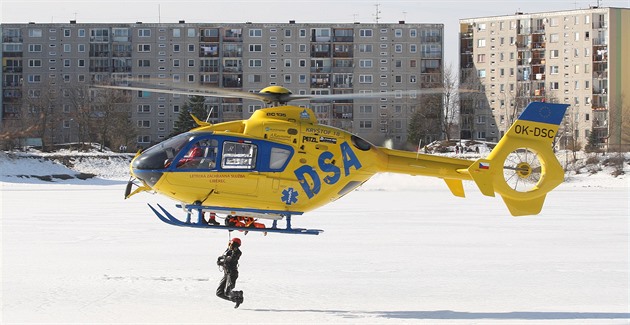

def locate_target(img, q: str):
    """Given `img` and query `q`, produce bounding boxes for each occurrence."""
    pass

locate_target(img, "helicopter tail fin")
[464,102,569,216]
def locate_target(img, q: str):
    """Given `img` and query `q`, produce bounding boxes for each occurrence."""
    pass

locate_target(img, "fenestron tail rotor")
[502,148,543,193]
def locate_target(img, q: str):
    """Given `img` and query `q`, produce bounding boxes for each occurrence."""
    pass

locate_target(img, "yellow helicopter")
[100,82,568,235]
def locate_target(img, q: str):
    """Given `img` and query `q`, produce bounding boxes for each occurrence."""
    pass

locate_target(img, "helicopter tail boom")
[380,102,568,216]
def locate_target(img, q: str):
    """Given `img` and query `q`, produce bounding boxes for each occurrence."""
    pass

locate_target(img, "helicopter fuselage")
[129,101,570,223]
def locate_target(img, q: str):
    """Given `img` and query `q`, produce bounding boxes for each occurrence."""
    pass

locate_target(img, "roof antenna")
[373,4,381,24]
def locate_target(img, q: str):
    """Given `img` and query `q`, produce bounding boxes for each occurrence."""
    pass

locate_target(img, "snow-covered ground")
[1,151,628,324]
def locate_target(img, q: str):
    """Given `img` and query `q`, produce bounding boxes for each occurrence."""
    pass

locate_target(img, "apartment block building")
[1,21,444,149]
[459,7,629,151]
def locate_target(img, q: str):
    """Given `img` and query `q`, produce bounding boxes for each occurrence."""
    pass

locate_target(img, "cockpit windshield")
[132,133,192,170]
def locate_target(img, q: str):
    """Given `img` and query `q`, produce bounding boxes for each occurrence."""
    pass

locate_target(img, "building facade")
[1,21,444,149]
[459,7,629,151]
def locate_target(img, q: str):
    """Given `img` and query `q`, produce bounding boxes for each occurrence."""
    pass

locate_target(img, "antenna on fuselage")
[206,106,214,123]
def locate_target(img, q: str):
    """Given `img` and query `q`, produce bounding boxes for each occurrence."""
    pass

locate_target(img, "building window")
[249,29,262,37]
[137,104,151,113]
[249,59,263,67]
[359,75,373,83]
[138,135,151,143]
[359,29,373,37]
[137,120,151,128]
[138,29,151,37]
[28,44,43,52]
[359,59,373,68]
[359,120,373,129]
[359,44,373,53]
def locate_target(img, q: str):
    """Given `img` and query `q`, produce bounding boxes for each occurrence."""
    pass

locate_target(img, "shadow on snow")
[250,309,630,321]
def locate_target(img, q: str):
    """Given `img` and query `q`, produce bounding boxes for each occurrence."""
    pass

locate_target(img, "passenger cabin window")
[269,147,291,169]
[222,141,257,169]
[176,139,218,169]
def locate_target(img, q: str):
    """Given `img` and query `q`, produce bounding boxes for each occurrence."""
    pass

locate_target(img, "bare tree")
[441,65,459,141]
[458,69,486,140]
[89,87,133,151]
[608,94,629,152]
[22,84,63,151]
[67,85,94,148]
[407,103,438,150]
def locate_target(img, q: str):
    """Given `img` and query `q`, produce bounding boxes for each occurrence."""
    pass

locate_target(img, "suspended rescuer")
[216,238,244,308]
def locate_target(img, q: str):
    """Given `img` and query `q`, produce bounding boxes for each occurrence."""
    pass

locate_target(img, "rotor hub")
[516,162,532,178]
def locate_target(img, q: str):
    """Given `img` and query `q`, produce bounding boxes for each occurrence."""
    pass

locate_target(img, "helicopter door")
[217,140,259,196]
[164,138,220,192]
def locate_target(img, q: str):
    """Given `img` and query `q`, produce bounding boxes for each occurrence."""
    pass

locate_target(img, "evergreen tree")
[171,95,208,137]
[585,127,599,153]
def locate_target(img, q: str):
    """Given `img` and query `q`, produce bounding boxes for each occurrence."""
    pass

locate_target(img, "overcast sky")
[2,0,629,66]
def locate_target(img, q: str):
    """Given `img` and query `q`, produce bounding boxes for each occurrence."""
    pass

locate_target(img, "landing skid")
[147,203,323,235]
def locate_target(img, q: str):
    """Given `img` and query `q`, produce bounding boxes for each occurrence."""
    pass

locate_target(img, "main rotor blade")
[93,83,269,102]
[94,79,479,104]
[293,88,463,101]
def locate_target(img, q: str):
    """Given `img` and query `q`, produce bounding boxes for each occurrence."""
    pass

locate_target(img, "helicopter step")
[147,203,323,235]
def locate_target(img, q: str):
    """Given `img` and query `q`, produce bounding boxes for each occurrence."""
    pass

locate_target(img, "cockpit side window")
[221,141,257,169]
[176,139,219,170]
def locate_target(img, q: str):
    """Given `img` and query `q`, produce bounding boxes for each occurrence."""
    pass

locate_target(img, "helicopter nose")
[133,169,163,188]
[130,151,165,187]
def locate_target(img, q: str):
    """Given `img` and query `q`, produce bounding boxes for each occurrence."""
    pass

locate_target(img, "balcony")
[2,67,23,73]
[200,66,219,73]
[421,36,442,43]
[311,74,330,88]
[200,36,219,42]
[112,66,132,73]
[222,76,242,88]
[3,36,23,43]
[333,47,353,58]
